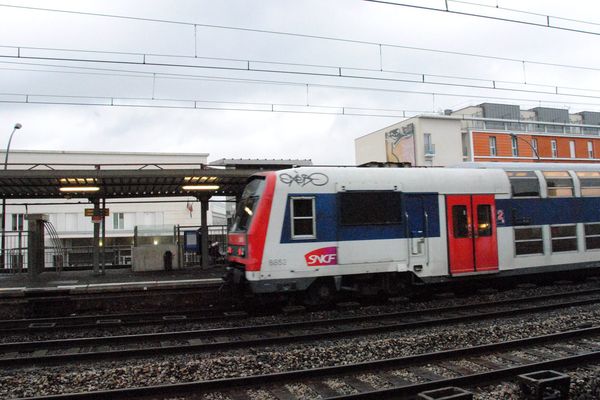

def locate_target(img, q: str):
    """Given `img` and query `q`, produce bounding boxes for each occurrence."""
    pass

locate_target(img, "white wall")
[355,129,387,165]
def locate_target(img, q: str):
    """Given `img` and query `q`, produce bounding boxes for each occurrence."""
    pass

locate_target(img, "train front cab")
[445,194,499,275]
[225,172,276,292]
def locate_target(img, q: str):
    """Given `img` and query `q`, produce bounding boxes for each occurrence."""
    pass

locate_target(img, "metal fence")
[1,223,231,272]
[176,225,228,267]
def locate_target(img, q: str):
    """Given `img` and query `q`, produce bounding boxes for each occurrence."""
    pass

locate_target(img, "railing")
[463,119,600,136]
[424,143,436,156]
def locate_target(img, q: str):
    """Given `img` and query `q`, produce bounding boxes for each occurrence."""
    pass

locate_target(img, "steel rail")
[14,325,600,400]
[4,292,600,368]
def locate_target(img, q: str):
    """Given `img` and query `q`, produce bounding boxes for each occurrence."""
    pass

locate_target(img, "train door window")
[576,171,600,196]
[452,205,469,238]
[340,192,402,225]
[290,197,315,239]
[476,205,492,237]
[514,227,544,255]
[585,223,600,250]
[551,224,577,252]
[543,171,574,197]
[506,171,540,197]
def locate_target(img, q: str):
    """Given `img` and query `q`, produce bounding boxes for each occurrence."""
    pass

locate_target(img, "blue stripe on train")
[496,197,600,227]
[280,193,440,244]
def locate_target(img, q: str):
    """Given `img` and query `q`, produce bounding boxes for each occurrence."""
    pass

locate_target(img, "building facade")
[355,103,600,166]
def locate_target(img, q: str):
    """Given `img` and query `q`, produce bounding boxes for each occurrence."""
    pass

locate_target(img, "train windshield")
[230,177,266,232]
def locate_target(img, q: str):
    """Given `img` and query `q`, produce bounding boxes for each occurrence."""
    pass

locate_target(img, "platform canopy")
[0,168,259,199]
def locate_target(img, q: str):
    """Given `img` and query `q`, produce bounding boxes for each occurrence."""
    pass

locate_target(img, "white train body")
[227,164,600,295]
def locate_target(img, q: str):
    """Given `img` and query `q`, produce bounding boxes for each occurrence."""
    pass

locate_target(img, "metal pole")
[1,123,22,271]
[101,197,106,275]
[200,197,209,269]
[92,199,100,275]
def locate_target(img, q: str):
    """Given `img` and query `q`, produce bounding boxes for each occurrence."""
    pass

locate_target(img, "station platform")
[0,266,225,298]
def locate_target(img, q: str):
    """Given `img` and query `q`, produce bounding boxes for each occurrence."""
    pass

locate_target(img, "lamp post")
[1,123,22,270]
[510,133,540,161]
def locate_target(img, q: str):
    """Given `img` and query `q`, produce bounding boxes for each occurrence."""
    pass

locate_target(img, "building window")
[113,212,125,230]
[585,223,600,250]
[514,227,544,255]
[291,197,316,239]
[11,214,24,231]
[424,133,434,155]
[531,138,538,157]
[543,171,573,197]
[511,136,519,157]
[551,224,577,252]
[489,136,497,157]
[588,141,594,159]
[569,141,576,158]
[506,171,540,197]
[340,192,402,225]
[577,171,600,196]
[551,140,558,158]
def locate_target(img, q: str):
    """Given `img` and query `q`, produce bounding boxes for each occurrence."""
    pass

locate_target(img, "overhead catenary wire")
[361,0,600,37]
[4,86,600,117]
[2,54,600,103]
[3,50,600,107]
[2,3,600,74]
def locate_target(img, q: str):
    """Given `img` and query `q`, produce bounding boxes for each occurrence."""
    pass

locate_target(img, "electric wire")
[3,51,600,105]
[361,0,600,37]
[1,3,600,74]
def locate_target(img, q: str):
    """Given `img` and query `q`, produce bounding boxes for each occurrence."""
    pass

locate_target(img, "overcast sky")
[0,0,599,165]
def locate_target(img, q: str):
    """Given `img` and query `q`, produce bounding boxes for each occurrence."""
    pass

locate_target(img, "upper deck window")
[506,171,539,197]
[577,171,600,196]
[543,171,573,197]
[340,192,402,226]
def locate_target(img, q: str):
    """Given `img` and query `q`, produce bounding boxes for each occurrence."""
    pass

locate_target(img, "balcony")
[424,143,436,158]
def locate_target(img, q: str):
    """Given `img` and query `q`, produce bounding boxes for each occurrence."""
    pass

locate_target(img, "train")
[225,163,600,304]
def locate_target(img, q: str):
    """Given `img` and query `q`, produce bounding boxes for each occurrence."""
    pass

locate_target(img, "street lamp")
[1,123,22,270]
[510,133,540,161]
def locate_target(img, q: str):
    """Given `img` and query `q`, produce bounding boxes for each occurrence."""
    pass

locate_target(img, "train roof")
[277,166,509,195]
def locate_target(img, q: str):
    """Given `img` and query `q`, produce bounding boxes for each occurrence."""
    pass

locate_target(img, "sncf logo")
[305,247,337,267]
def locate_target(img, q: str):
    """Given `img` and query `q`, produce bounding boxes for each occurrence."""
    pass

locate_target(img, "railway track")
[2,283,599,335]
[13,325,600,399]
[3,288,600,368]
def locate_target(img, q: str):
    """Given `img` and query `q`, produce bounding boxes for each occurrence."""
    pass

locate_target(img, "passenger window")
[543,171,574,197]
[452,205,469,238]
[585,223,600,250]
[506,171,539,197]
[514,227,543,255]
[477,205,492,237]
[291,197,315,239]
[577,171,600,196]
[340,192,402,225]
[551,224,577,252]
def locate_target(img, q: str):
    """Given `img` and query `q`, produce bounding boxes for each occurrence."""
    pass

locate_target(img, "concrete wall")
[416,118,464,167]
[355,129,387,165]
[132,244,179,271]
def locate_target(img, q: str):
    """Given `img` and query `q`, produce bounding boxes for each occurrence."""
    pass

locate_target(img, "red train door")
[446,195,498,275]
